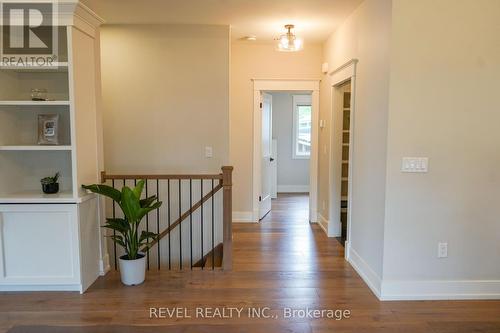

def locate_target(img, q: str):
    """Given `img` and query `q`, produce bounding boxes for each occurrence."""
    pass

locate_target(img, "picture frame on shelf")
[38,114,60,145]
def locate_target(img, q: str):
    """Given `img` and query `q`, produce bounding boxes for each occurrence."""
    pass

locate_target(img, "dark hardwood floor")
[1,193,499,332]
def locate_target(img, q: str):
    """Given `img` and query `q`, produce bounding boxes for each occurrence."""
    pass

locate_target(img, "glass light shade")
[276,36,303,52]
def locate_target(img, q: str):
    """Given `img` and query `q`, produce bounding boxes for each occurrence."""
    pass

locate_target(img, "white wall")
[100,24,229,174]
[321,0,392,288]
[381,0,500,299]
[99,24,230,268]
[271,92,310,192]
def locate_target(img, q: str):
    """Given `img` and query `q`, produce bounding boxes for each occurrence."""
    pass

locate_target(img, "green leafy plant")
[82,181,162,260]
[41,172,60,185]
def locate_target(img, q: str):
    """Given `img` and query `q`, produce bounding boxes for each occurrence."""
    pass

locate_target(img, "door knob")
[270,157,275,162]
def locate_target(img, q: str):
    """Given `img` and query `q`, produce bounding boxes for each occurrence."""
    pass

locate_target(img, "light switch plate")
[401,157,428,173]
[438,242,448,258]
[205,146,213,158]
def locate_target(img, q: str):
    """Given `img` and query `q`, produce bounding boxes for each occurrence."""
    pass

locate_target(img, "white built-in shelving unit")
[0,1,105,293]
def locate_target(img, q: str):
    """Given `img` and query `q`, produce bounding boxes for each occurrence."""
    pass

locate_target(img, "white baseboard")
[381,279,500,300]
[232,211,255,223]
[0,284,82,292]
[277,185,309,193]
[346,243,382,299]
[99,253,110,276]
[317,213,328,236]
[331,220,341,237]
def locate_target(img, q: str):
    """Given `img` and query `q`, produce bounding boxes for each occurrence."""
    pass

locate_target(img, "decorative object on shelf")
[275,24,303,52]
[41,172,60,194]
[82,181,162,286]
[31,88,48,101]
[37,114,59,145]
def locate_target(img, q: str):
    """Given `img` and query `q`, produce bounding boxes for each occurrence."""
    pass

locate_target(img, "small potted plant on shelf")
[82,180,161,286]
[41,172,60,194]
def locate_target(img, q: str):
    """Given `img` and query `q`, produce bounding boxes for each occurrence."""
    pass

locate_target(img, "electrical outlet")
[438,242,448,258]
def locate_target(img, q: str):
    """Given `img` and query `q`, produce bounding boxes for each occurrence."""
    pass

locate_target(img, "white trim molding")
[232,211,255,223]
[347,243,382,299]
[99,253,110,276]
[277,185,309,193]
[380,280,500,301]
[327,59,358,255]
[252,79,320,223]
[317,213,328,235]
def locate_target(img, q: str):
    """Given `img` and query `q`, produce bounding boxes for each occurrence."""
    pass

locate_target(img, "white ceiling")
[81,0,363,43]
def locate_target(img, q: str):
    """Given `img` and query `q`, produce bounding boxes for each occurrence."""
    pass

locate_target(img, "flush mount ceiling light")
[244,35,257,41]
[276,24,303,52]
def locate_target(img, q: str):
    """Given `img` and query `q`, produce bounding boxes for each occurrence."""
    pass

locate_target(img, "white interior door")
[259,93,273,219]
[270,139,278,199]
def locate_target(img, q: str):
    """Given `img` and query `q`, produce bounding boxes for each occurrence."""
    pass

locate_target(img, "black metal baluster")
[112,179,117,270]
[167,179,171,270]
[189,179,193,270]
[201,180,204,270]
[156,179,160,270]
[145,180,149,270]
[178,179,182,270]
[122,179,126,261]
[211,179,215,270]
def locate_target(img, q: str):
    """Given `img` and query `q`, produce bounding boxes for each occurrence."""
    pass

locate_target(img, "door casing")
[252,79,320,223]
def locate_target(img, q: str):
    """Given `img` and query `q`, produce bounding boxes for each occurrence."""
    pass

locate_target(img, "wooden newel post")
[221,166,233,270]
[100,171,106,184]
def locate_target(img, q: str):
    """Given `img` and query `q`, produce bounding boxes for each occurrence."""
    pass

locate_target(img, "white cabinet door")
[0,204,81,290]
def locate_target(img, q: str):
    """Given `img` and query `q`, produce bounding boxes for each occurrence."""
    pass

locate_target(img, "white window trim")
[292,94,312,160]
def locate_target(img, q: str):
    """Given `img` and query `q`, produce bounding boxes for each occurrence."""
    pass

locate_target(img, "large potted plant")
[83,181,161,286]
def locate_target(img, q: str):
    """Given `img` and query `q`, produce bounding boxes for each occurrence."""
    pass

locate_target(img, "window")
[292,95,312,159]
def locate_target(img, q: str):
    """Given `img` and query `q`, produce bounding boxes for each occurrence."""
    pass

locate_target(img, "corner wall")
[382,0,500,300]
[320,0,392,292]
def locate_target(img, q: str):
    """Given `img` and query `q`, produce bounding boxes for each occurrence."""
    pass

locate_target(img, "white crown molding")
[1,1,104,36]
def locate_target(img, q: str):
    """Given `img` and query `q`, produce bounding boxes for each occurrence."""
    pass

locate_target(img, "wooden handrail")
[101,171,222,183]
[100,166,233,271]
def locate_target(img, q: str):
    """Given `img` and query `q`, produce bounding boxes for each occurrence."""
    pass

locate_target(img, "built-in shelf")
[341,177,348,181]
[342,130,349,133]
[0,145,72,151]
[342,160,349,163]
[0,101,70,106]
[0,62,69,72]
[0,190,74,204]
[343,107,351,111]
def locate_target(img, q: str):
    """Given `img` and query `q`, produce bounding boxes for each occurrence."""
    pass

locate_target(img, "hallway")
[1,194,499,332]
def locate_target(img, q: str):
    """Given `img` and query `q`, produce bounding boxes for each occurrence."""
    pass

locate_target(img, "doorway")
[252,79,320,223]
[260,92,312,221]
[328,59,357,258]
[338,82,351,245]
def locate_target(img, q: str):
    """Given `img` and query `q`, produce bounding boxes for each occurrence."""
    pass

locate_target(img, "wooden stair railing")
[100,166,233,271]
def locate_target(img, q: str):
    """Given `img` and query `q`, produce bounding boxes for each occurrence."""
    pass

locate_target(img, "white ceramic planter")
[118,253,146,286]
